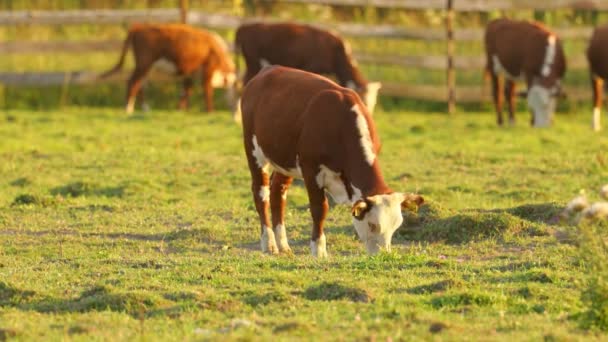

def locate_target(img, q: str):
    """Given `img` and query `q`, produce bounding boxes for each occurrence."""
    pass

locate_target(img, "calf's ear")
[401,193,424,212]
[352,199,371,220]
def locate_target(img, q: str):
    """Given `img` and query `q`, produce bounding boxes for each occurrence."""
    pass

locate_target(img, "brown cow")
[240,66,422,257]
[100,23,235,113]
[587,24,608,131]
[234,22,381,117]
[485,18,566,127]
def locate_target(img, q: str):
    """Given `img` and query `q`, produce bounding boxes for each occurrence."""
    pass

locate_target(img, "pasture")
[1,107,607,340]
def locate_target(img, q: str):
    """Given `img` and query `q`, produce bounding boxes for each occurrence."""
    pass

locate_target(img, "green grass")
[1,107,607,340]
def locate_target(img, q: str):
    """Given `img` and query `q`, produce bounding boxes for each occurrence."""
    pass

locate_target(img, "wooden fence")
[0,1,604,108]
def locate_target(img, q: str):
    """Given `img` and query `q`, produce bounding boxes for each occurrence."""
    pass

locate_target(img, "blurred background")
[1,0,607,113]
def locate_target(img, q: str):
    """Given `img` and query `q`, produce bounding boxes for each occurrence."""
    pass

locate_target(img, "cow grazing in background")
[485,18,567,127]
[587,24,608,131]
[234,22,381,116]
[99,23,236,113]
[240,66,423,257]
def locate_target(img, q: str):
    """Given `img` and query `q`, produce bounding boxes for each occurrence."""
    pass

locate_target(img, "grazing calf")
[100,23,235,113]
[587,24,608,131]
[240,66,423,257]
[485,18,566,127]
[234,22,381,115]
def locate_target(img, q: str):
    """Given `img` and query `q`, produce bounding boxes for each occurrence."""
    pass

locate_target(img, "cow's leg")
[178,77,194,111]
[139,81,150,112]
[505,79,517,125]
[201,68,214,112]
[302,167,329,258]
[490,73,504,126]
[592,75,603,131]
[244,141,277,254]
[126,67,150,114]
[270,172,294,253]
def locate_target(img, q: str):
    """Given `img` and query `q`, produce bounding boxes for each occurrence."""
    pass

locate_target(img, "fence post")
[446,0,455,114]
[180,0,188,24]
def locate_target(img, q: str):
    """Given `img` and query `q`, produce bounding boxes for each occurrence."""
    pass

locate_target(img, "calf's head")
[526,78,562,128]
[351,193,424,254]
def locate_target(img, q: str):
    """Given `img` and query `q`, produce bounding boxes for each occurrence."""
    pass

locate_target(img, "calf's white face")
[527,84,556,128]
[351,193,406,254]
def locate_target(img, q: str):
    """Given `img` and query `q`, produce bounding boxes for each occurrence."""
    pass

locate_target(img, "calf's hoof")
[260,227,279,255]
[310,234,328,258]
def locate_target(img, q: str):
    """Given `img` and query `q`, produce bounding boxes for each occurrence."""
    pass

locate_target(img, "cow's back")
[588,25,608,80]
[129,24,229,75]
[485,18,565,79]
[241,66,369,168]
[236,23,341,72]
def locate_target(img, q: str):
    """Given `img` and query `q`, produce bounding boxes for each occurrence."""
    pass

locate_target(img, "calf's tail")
[98,29,133,79]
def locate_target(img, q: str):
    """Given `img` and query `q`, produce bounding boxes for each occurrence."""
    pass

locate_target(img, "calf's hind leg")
[505,79,517,125]
[490,73,504,126]
[270,172,293,253]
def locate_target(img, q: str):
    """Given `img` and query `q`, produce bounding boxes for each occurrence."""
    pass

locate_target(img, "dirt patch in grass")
[0,328,19,341]
[303,282,373,303]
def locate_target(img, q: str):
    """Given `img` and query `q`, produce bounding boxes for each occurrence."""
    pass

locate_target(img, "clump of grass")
[577,221,608,331]
[303,282,373,303]
[33,285,169,318]
[0,281,36,306]
[407,278,464,295]
[431,291,496,309]
[11,193,57,207]
[50,181,96,197]
[411,211,546,244]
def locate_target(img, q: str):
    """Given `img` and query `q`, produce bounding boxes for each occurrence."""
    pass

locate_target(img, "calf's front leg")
[302,167,329,258]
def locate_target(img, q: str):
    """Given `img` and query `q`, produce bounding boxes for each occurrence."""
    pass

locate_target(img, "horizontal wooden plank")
[0,72,591,103]
[0,10,595,41]
[381,82,590,102]
[1,40,589,70]
[0,40,121,53]
[281,0,608,11]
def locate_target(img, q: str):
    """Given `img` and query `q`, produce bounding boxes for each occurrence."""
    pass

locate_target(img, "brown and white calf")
[240,66,422,257]
[485,18,566,127]
[587,24,608,131]
[234,22,381,116]
[100,23,236,113]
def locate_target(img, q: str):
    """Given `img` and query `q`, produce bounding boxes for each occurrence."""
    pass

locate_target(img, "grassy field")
[1,107,607,340]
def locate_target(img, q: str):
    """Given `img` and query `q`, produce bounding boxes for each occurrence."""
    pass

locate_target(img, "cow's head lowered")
[524,35,566,127]
[351,193,424,254]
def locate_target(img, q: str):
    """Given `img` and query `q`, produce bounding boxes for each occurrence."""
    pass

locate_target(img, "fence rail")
[0,40,590,71]
[0,71,589,103]
[0,6,600,106]
[280,0,608,11]
[0,9,596,41]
